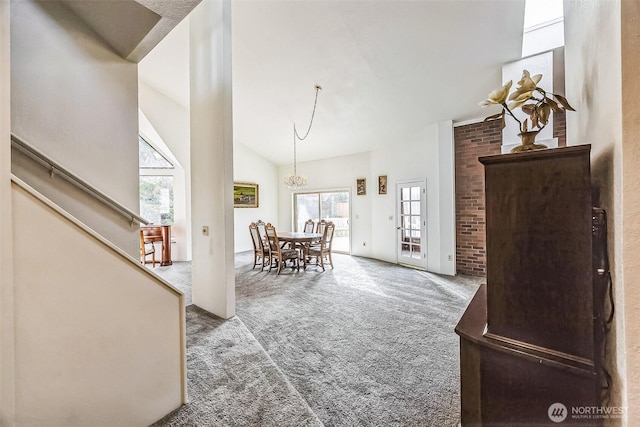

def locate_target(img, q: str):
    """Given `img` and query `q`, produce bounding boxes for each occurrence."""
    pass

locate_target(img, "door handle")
[396,226,401,230]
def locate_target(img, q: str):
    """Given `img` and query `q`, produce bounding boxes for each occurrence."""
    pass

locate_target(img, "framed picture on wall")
[234,182,259,208]
[356,178,366,196]
[378,175,387,195]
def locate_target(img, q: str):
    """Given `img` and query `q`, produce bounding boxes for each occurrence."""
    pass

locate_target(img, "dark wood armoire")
[455,145,603,426]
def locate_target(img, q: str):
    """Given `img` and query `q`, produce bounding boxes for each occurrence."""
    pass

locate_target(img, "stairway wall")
[10,0,140,257]
[12,179,185,426]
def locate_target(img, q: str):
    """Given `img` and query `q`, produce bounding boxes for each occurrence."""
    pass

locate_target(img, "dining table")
[277,231,322,269]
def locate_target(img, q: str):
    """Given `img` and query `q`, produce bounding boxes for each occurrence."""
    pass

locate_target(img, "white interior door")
[396,180,427,269]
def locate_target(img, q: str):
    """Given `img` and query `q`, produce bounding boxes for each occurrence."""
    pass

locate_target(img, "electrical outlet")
[202,226,209,236]
[448,254,453,261]
[388,215,393,220]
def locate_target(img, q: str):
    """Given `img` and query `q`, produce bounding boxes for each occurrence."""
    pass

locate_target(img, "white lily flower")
[479,80,512,107]
[512,91,534,102]
[518,70,542,90]
[479,68,574,136]
[507,99,528,110]
[509,71,543,101]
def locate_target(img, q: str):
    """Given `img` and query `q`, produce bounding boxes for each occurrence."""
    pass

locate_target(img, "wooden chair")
[256,219,267,237]
[290,219,316,256]
[316,219,327,234]
[303,219,315,233]
[139,229,156,267]
[307,221,335,271]
[257,220,268,247]
[249,222,269,270]
[264,223,300,275]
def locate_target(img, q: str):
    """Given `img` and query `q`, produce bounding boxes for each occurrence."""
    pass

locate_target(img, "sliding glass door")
[294,190,350,254]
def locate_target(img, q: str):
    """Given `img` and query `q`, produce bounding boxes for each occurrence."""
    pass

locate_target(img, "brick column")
[454,121,502,276]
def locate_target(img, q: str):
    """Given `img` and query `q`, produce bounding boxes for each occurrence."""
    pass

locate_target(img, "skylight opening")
[522,0,564,57]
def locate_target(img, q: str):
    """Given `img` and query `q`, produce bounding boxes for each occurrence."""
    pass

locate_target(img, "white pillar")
[1,0,16,424]
[189,0,235,318]
[437,120,456,276]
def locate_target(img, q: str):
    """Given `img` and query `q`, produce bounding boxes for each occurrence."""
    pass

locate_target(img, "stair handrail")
[11,133,149,225]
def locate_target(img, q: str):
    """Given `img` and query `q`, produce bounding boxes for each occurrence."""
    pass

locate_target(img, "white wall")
[1,1,16,424]
[436,120,456,275]
[565,0,639,422]
[370,121,456,274]
[10,0,140,257]
[278,121,456,275]
[138,18,192,261]
[278,151,372,258]
[139,94,191,262]
[12,179,185,427]
[233,141,279,252]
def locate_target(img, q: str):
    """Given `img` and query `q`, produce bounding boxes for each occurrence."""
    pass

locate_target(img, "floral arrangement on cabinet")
[479,69,575,152]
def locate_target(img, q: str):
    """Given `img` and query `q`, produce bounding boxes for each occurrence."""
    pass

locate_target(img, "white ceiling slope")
[141,0,526,165]
[62,0,201,62]
[233,0,526,165]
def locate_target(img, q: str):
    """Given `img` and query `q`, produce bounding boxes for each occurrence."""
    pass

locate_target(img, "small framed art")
[356,178,366,196]
[378,175,387,195]
[234,182,259,208]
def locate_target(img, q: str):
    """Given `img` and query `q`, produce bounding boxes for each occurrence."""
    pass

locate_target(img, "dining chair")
[139,229,156,267]
[303,219,315,233]
[291,219,316,256]
[316,219,327,233]
[264,223,300,275]
[249,222,269,270]
[257,220,267,239]
[307,221,335,271]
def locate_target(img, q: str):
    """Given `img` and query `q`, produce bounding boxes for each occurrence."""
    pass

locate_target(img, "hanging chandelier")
[283,85,322,190]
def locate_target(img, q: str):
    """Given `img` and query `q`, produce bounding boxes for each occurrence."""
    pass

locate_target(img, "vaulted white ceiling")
[140,0,527,165]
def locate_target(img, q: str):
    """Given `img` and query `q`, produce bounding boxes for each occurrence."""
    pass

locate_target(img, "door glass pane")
[410,186,420,200]
[295,193,319,231]
[411,201,421,215]
[411,244,421,259]
[320,192,349,253]
[402,187,410,200]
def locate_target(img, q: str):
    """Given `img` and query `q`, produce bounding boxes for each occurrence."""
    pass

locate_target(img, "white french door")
[396,180,427,269]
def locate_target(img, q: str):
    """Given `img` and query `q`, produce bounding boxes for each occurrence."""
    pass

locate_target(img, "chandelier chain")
[294,85,322,142]
[285,85,322,190]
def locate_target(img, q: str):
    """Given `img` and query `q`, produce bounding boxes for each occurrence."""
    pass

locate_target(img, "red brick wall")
[454,116,567,277]
[454,120,502,276]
